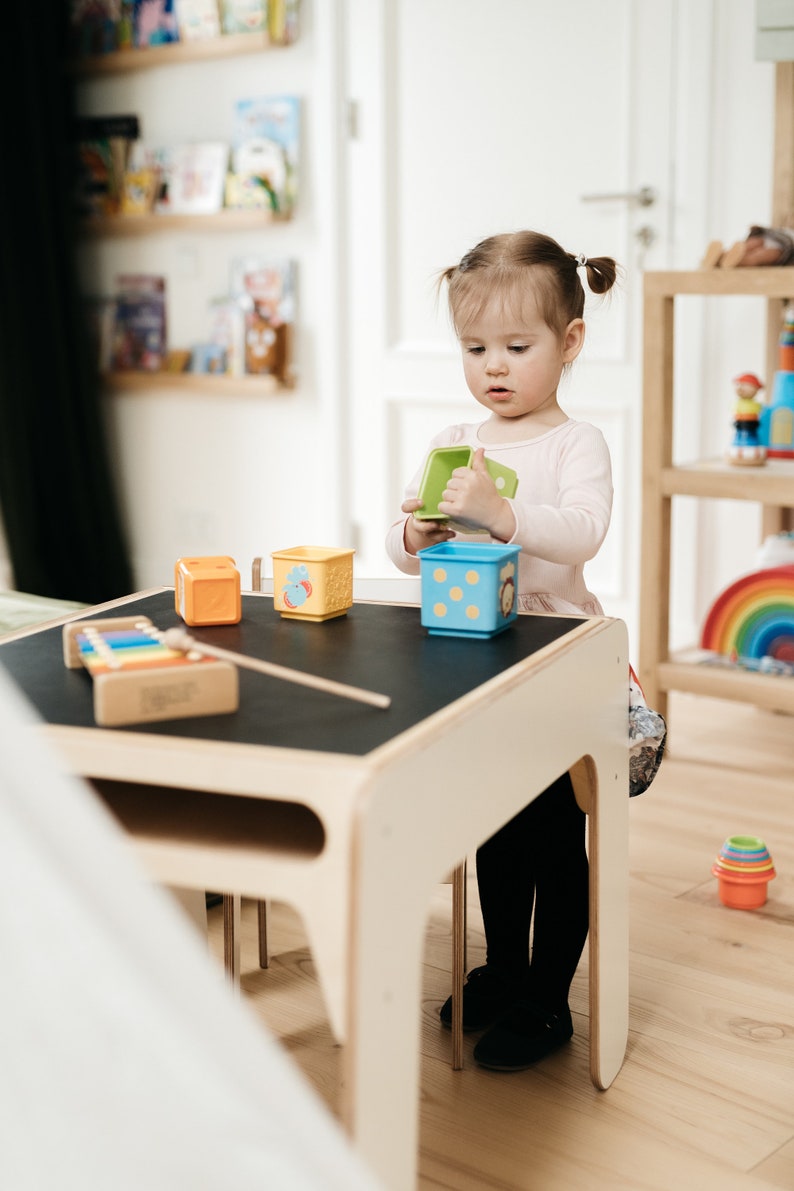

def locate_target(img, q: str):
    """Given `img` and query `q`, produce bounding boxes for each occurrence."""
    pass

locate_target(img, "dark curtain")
[0,6,133,604]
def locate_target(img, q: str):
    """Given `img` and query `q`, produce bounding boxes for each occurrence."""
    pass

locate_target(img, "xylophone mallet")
[162,627,391,710]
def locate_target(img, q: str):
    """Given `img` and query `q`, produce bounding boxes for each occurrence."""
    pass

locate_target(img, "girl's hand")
[438,449,513,537]
[401,498,455,555]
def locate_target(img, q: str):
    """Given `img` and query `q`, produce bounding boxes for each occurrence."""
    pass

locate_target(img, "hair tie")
[575,253,588,268]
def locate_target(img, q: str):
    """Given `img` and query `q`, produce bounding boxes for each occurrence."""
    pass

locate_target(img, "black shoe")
[439,965,527,1033]
[472,1000,574,1070]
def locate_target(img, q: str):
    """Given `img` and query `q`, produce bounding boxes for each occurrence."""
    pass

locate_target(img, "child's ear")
[562,318,585,363]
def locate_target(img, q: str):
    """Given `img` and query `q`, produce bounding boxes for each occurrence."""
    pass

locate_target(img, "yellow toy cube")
[174,556,242,626]
[271,546,355,621]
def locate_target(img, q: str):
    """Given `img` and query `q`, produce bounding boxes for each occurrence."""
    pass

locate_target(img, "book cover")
[230,257,295,380]
[190,344,228,374]
[232,95,300,213]
[165,349,191,372]
[133,0,179,46]
[268,0,299,45]
[112,275,167,371]
[207,297,247,376]
[69,0,122,56]
[163,142,229,214]
[219,0,265,34]
[224,171,276,211]
[175,0,220,40]
[126,142,171,212]
[120,166,161,215]
[74,114,140,217]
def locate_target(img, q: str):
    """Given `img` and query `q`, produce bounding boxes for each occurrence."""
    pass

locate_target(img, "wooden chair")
[219,568,468,1069]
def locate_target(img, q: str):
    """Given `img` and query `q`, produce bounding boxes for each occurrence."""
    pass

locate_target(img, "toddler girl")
[386,229,619,1070]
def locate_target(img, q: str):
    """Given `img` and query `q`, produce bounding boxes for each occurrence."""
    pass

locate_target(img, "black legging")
[475,770,588,1012]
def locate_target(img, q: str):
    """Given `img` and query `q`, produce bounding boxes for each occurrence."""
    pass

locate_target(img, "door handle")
[580,185,657,207]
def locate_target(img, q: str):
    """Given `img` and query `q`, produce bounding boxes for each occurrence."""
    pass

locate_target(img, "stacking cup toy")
[414,447,519,521]
[271,546,355,622]
[711,834,776,909]
[418,541,521,638]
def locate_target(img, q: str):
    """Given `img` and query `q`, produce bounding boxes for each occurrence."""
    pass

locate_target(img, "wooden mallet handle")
[162,628,391,710]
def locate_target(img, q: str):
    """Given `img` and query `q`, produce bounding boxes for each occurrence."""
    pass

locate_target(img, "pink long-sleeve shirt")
[385,418,613,616]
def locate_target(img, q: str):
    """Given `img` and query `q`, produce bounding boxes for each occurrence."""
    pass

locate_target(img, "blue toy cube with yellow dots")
[418,541,521,638]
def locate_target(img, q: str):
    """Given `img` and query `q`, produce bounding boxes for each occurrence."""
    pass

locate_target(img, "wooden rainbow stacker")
[63,616,238,726]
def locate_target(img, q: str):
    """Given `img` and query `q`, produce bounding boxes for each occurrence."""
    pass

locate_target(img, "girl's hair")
[439,230,619,342]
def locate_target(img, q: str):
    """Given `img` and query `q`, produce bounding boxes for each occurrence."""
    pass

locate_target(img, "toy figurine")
[727,372,766,466]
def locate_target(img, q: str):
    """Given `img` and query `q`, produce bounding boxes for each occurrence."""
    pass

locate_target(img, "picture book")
[207,296,247,376]
[232,95,300,213]
[120,166,161,215]
[175,0,220,39]
[74,114,140,217]
[163,142,229,214]
[268,0,299,45]
[190,344,228,374]
[224,171,276,212]
[229,257,295,380]
[133,0,179,46]
[165,349,191,372]
[69,0,122,57]
[112,275,167,372]
[126,143,171,212]
[219,0,265,34]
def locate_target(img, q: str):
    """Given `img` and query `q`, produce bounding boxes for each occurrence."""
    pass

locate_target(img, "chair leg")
[450,860,466,1070]
[257,899,270,968]
[223,894,241,990]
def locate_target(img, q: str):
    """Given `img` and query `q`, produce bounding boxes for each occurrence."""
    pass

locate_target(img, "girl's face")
[458,294,584,423]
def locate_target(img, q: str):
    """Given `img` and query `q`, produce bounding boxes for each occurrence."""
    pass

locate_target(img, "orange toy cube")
[174,556,242,626]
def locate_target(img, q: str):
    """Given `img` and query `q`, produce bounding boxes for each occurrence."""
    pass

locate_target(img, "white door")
[343,0,678,646]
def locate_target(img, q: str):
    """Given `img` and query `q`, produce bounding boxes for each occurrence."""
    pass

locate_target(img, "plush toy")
[703,224,794,267]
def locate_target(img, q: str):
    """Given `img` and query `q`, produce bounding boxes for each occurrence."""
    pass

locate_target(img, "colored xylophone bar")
[62,616,238,727]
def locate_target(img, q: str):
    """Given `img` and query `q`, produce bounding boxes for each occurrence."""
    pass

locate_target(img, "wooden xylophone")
[62,616,238,726]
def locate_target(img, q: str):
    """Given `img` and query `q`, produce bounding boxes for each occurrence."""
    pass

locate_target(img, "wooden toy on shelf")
[699,564,794,674]
[727,372,766,466]
[702,223,794,268]
[174,555,241,625]
[759,302,794,458]
[63,616,239,726]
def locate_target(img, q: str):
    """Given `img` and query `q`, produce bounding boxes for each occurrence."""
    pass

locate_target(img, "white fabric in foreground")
[0,662,380,1191]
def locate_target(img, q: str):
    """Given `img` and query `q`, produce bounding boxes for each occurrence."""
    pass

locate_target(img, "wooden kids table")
[0,588,630,1191]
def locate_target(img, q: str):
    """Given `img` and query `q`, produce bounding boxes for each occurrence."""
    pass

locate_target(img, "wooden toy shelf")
[81,208,288,238]
[69,32,281,77]
[639,267,794,717]
[75,26,299,397]
[102,371,292,395]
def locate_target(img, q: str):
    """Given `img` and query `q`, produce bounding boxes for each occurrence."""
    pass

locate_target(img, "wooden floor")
[206,692,794,1190]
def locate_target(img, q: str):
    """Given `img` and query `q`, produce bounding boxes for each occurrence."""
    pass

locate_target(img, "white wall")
[669,0,776,648]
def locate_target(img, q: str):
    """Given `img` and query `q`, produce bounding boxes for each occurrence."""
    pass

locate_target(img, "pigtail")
[570,252,619,295]
[583,255,619,295]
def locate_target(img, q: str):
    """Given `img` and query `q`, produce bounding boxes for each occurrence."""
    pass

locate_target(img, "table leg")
[342,791,432,1190]
[586,749,629,1089]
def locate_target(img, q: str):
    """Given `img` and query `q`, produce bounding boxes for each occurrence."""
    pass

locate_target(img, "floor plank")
[207,693,794,1189]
